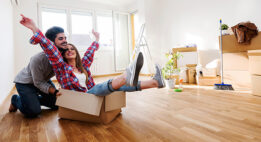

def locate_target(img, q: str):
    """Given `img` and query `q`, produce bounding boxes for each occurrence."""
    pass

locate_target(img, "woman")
[20,14,165,96]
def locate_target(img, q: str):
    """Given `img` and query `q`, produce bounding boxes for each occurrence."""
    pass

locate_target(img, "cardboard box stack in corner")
[221,32,261,91]
[248,50,261,96]
[56,89,126,124]
[223,52,251,90]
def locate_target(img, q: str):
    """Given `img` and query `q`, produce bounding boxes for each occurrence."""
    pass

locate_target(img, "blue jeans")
[87,79,142,96]
[12,81,58,117]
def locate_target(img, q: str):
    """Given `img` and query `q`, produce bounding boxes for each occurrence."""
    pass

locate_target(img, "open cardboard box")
[220,32,261,53]
[56,89,126,124]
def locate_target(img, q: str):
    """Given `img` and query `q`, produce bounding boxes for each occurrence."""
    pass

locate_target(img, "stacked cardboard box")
[56,89,126,124]
[248,50,261,96]
[197,76,221,86]
[221,33,261,91]
[222,52,251,90]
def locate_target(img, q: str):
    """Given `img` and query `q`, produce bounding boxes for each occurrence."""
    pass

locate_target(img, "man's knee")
[23,106,41,118]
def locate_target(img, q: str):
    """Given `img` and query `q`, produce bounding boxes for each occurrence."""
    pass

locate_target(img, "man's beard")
[56,42,67,54]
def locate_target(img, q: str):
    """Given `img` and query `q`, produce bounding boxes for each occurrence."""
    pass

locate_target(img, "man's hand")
[92,29,100,42]
[56,90,62,98]
[20,14,38,34]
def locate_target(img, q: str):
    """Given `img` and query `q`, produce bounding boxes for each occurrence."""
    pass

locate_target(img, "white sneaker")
[126,52,144,86]
[153,64,165,88]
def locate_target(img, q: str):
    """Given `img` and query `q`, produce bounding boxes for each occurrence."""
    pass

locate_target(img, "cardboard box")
[221,32,261,53]
[223,71,251,91]
[187,68,196,84]
[202,68,217,77]
[248,50,261,75]
[172,47,197,68]
[56,89,126,124]
[223,52,249,71]
[251,75,261,96]
[197,76,221,86]
[186,64,197,84]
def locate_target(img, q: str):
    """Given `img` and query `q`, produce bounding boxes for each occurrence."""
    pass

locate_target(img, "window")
[114,13,130,71]
[71,11,93,51]
[96,12,114,50]
[41,8,67,33]
[40,7,131,74]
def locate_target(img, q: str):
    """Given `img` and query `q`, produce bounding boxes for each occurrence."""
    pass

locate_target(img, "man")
[9,25,68,117]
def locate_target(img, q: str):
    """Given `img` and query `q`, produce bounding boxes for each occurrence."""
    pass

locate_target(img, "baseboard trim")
[140,73,154,77]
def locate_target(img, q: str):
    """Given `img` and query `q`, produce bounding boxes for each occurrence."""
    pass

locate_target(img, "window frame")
[38,4,131,72]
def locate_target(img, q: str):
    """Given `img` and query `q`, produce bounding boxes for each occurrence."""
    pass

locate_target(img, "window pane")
[114,13,130,71]
[71,12,93,51]
[97,13,113,50]
[41,8,67,33]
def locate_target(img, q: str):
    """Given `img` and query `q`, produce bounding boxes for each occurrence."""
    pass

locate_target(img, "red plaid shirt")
[30,29,99,92]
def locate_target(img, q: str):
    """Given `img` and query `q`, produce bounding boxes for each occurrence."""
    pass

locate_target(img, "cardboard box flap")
[56,89,103,116]
[105,91,126,112]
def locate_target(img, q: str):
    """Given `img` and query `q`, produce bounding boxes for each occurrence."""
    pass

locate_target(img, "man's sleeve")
[29,56,51,94]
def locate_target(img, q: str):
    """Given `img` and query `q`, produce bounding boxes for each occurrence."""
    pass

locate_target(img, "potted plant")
[162,52,183,89]
[221,24,229,35]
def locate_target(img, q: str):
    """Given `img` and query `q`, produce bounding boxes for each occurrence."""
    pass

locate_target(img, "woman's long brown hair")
[63,43,88,83]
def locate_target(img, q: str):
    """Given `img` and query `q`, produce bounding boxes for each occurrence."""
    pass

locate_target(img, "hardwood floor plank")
[19,119,30,142]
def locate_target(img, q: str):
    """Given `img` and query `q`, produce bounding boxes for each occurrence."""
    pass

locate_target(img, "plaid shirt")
[30,29,99,92]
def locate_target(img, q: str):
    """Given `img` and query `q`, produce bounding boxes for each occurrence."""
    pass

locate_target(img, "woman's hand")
[92,29,100,42]
[20,14,38,34]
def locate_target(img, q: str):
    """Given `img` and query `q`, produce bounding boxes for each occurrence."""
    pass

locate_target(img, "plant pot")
[165,78,176,89]
[222,30,229,35]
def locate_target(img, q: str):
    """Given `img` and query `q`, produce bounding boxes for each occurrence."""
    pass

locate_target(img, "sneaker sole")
[132,52,144,86]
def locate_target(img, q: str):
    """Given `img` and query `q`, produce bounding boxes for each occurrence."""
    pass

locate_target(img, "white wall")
[128,0,261,67]
[13,0,40,75]
[0,0,14,105]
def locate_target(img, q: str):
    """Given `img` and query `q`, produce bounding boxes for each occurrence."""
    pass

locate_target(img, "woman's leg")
[111,64,164,90]
[140,79,158,89]
[111,73,127,90]
[87,75,161,96]
[111,74,158,90]
[87,52,144,96]
[87,56,165,96]
[87,74,142,96]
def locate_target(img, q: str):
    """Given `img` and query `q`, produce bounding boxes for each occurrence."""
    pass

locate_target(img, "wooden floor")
[1,76,261,142]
